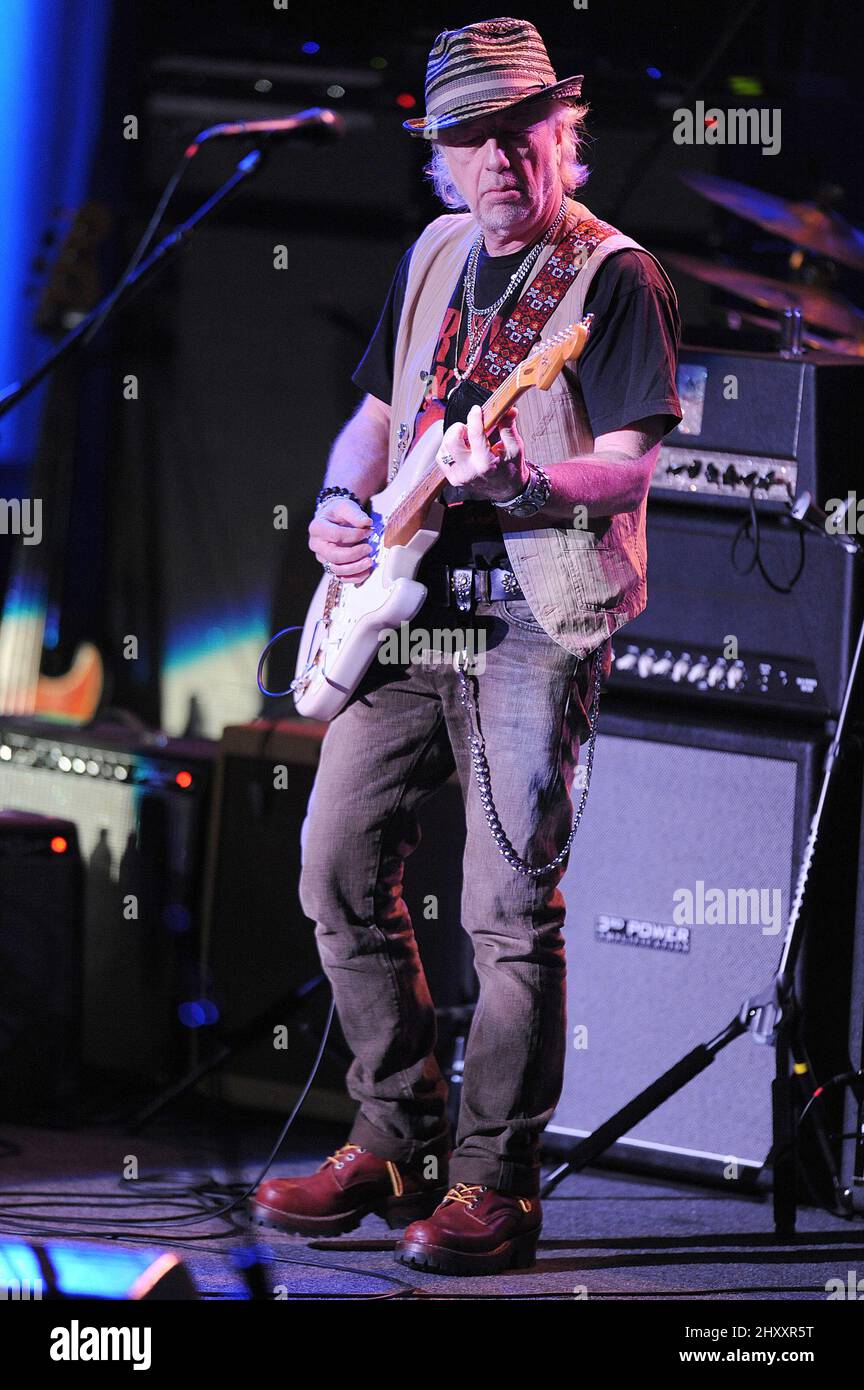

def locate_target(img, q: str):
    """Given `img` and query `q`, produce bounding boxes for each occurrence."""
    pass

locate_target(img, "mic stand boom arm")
[0,148,266,419]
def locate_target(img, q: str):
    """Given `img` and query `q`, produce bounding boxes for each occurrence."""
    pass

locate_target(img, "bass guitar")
[0,204,108,721]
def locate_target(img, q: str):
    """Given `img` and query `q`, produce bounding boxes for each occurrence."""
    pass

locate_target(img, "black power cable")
[732,485,806,593]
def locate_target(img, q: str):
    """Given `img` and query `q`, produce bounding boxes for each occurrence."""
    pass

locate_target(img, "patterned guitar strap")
[466,213,618,393]
[455,213,619,878]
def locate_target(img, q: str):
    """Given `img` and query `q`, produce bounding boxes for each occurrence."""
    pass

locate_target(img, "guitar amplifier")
[548,700,861,1188]
[608,503,862,719]
[0,718,215,1084]
[651,347,864,511]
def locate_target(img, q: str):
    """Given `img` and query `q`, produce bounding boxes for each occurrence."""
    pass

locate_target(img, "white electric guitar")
[292,316,593,720]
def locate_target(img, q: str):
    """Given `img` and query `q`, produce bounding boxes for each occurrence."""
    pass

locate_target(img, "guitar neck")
[383,369,530,549]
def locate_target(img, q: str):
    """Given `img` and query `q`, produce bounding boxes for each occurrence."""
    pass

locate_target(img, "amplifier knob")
[726,662,746,690]
[615,650,639,672]
[637,651,656,678]
[651,655,673,677]
[707,661,727,687]
[687,660,709,683]
[671,655,691,682]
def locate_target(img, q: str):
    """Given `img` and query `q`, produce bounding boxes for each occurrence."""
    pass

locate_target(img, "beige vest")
[386,198,678,658]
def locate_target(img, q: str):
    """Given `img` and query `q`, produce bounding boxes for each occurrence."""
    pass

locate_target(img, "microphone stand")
[0,148,266,419]
[542,508,864,1237]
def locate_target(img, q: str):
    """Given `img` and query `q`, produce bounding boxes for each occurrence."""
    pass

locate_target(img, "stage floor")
[2,1098,863,1301]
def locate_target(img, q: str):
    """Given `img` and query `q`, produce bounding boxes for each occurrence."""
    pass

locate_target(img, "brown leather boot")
[398,1183,541,1275]
[249,1143,448,1235]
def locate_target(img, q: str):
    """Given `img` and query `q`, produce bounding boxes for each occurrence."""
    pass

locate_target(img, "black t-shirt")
[352,232,682,567]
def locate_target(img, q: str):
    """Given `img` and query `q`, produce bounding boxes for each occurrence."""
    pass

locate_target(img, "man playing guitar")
[252,16,682,1276]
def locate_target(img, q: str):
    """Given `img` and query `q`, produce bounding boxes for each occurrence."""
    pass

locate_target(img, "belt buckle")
[449,567,474,613]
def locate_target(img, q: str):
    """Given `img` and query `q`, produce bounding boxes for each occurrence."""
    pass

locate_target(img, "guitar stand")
[542,526,864,1238]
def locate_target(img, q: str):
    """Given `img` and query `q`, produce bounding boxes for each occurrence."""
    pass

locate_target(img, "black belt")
[423,563,524,612]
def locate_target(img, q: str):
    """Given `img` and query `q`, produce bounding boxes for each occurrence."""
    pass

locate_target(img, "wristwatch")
[493,460,552,518]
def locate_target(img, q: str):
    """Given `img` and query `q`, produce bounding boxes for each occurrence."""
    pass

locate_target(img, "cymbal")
[681,172,864,272]
[664,251,864,338]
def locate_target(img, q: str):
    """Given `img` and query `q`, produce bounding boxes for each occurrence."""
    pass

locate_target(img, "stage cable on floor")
[0,1001,336,1235]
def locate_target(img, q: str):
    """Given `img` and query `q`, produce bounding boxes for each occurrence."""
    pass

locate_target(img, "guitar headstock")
[518,313,594,392]
[32,203,112,337]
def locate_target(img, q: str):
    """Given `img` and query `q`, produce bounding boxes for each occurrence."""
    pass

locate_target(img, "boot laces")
[443,1182,485,1208]
[322,1143,366,1170]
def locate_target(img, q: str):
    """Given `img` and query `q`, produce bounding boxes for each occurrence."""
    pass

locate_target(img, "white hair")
[424,101,591,211]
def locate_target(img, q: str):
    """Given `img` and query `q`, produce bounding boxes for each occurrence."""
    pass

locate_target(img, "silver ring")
[439,451,455,468]
[322,560,334,575]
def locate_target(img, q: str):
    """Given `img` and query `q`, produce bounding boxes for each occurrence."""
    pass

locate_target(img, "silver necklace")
[451,197,568,389]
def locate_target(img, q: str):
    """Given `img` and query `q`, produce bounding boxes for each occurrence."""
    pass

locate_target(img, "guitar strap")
[465,216,618,394]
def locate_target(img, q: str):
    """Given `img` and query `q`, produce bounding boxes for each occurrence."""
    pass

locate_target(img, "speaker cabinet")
[549,700,859,1184]
[0,812,84,1123]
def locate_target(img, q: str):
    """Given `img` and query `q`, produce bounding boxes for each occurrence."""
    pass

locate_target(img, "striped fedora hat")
[403,17,583,139]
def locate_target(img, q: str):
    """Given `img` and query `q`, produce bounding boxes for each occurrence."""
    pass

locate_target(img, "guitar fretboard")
[382,357,530,549]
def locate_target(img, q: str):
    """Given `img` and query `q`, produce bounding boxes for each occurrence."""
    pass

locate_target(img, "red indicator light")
[50,836,68,854]
[396,92,416,109]
[175,770,193,789]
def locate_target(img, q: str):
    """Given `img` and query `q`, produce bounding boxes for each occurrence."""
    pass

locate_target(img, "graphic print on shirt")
[413,298,508,447]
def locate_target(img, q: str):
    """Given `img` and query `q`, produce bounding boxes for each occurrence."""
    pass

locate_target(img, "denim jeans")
[297,593,600,1196]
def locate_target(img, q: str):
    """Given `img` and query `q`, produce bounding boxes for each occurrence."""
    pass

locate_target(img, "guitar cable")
[0,998,336,1241]
[256,623,304,698]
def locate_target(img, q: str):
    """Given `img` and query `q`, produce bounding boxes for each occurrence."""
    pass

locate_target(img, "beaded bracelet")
[315,485,364,513]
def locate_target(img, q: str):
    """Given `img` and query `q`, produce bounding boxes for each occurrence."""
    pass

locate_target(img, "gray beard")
[480,201,529,235]
[476,177,560,241]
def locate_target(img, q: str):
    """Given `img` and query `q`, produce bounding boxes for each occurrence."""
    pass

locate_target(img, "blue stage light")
[0,1238,196,1300]
[0,2,111,471]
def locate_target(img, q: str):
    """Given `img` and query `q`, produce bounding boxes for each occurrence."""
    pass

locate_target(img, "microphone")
[190,107,345,150]
[789,490,833,531]
[788,490,861,555]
